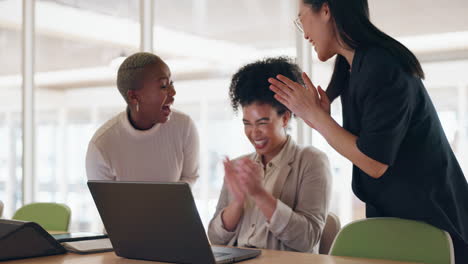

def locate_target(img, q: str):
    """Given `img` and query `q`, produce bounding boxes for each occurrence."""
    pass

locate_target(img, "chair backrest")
[12,202,71,232]
[330,217,454,264]
[319,212,341,254]
[0,201,4,218]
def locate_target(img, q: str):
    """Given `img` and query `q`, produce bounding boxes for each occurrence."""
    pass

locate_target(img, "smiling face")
[242,102,290,163]
[129,61,175,124]
[298,0,338,62]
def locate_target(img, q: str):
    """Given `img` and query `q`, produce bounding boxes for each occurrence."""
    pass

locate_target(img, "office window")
[0,0,22,218]
[423,61,468,177]
[153,0,298,226]
[35,0,139,231]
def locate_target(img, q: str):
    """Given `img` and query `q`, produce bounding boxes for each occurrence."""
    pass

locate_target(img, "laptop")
[87,181,261,264]
[52,232,108,243]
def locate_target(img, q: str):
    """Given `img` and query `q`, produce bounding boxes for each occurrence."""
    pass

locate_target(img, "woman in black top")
[268,0,468,262]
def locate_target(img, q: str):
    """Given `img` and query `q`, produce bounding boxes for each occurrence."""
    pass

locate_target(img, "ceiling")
[1,0,468,82]
[39,0,468,41]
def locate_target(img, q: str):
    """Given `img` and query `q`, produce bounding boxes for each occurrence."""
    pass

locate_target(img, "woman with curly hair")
[208,57,332,253]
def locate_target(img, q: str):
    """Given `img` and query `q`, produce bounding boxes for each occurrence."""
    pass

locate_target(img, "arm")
[235,158,277,220]
[252,190,277,221]
[179,117,200,187]
[207,180,240,245]
[221,201,244,231]
[233,157,330,251]
[311,113,388,178]
[313,68,412,178]
[85,141,115,181]
[219,158,246,231]
[267,152,332,252]
[269,72,406,179]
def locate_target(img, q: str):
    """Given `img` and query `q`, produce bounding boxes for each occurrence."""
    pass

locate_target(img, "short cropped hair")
[116,52,163,103]
[229,57,304,115]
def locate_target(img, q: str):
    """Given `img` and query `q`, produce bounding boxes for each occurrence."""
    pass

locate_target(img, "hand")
[268,72,331,129]
[223,158,246,205]
[235,158,264,198]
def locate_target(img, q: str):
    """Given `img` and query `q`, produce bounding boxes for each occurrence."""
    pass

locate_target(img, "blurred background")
[1,0,468,231]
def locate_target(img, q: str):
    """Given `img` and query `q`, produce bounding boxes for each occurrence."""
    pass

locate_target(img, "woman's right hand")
[223,158,246,205]
[221,158,245,231]
[268,72,331,129]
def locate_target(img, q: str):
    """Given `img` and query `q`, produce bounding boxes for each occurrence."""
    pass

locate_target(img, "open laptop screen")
[88,181,260,264]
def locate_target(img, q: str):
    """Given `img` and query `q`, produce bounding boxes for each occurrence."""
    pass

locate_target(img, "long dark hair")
[303,0,425,102]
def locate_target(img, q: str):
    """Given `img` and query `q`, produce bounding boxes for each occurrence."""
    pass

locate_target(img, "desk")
[3,249,420,264]
[47,230,67,235]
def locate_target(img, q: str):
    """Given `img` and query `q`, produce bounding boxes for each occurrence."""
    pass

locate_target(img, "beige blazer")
[208,138,332,253]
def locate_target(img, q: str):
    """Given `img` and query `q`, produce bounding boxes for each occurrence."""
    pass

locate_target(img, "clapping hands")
[223,157,264,203]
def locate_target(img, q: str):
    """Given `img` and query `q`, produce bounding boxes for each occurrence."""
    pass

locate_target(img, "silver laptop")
[87,181,261,264]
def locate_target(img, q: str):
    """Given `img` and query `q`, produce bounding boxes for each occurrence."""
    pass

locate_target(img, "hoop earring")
[136,102,140,112]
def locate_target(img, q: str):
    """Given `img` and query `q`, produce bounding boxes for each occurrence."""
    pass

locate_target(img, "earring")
[136,102,140,112]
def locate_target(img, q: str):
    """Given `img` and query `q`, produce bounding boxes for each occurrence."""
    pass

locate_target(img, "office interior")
[1,0,468,235]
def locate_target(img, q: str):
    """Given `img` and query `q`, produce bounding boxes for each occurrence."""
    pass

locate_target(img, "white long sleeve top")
[85,109,199,186]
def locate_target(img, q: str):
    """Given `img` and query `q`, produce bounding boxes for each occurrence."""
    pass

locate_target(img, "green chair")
[12,202,71,232]
[329,217,454,264]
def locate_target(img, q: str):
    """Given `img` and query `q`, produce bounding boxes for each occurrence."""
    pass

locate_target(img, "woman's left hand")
[235,158,264,197]
[268,72,330,129]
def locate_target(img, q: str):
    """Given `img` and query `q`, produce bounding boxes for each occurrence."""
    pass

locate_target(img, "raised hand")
[268,72,330,129]
[235,158,264,197]
[223,157,246,205]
